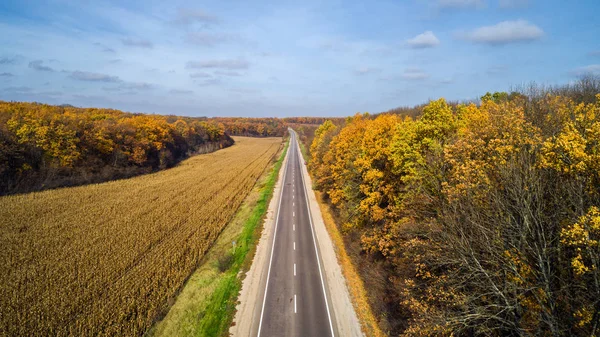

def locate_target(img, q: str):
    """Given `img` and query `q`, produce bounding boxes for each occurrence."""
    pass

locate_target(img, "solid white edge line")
[256,135,290,337]
[294,130,336,337]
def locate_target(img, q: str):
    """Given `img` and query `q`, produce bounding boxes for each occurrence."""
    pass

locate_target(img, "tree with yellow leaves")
[308,88,600,336]
[0,101,234,195]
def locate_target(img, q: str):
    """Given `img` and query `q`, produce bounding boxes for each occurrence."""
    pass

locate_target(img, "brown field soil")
[0,136,282,337]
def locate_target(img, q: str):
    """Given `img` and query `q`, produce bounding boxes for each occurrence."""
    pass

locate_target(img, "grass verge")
[149,139,289,337]
[298,140,309,162]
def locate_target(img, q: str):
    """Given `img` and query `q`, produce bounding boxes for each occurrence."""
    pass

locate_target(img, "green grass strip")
[298,141,309,162]
[196,139,289,337]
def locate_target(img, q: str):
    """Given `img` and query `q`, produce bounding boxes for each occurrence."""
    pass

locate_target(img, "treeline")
[283,116,345,125]
[309,78,600,336]
[0,101,233,195]
[286,118,347,152]
[210,117,346,138]
[213,117,287,137]
[291,124,320,153]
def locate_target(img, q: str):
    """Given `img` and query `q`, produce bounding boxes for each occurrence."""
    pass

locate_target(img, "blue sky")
[0,0,598,117]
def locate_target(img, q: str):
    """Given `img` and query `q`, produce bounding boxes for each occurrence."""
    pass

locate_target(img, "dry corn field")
[0,136,282,337]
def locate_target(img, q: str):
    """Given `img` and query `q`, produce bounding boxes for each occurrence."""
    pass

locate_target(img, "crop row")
[0,136,282,336]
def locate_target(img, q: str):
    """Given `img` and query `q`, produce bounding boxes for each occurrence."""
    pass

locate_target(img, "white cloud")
[353,67,381,75]
[406,31,440,48]
[185,32,238,46]
[0,56,19,65]
[101,82,154,92]
[487,65,509,74]
[173,8,219,26]
[121,38,153,48]
[169,89,194,94]
[402,68,429,80]
[196,78,222,86]
[572,64,600,76]
[94,42,116,53]
[214,70,242,77]
[229,87,261,94]
[102,87,121,92]
[462,20,543,45]
[437,0,485,9]
[121,82,154,90]
[70,71,121,83]
[498,0,529,8]
[29,60,55,72]
[186,59,249,70]
[3,86,33,93]
[189,72,212,78]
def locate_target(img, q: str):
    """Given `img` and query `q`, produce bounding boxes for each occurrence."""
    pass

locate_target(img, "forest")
[212,117,346,137]
[283,116,345,125]
[309,77,600,336]
[211,117,287,137]
[0,102,232,195]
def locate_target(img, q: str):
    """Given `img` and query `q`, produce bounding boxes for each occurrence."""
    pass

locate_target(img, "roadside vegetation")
[0,137,281,337]
[309,77,600,336]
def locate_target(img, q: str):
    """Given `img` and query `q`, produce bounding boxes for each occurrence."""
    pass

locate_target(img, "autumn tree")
[0,101,234,195]
[308,89,600,336]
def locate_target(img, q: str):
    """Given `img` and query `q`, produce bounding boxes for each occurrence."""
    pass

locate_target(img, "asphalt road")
[256,131,335,337]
